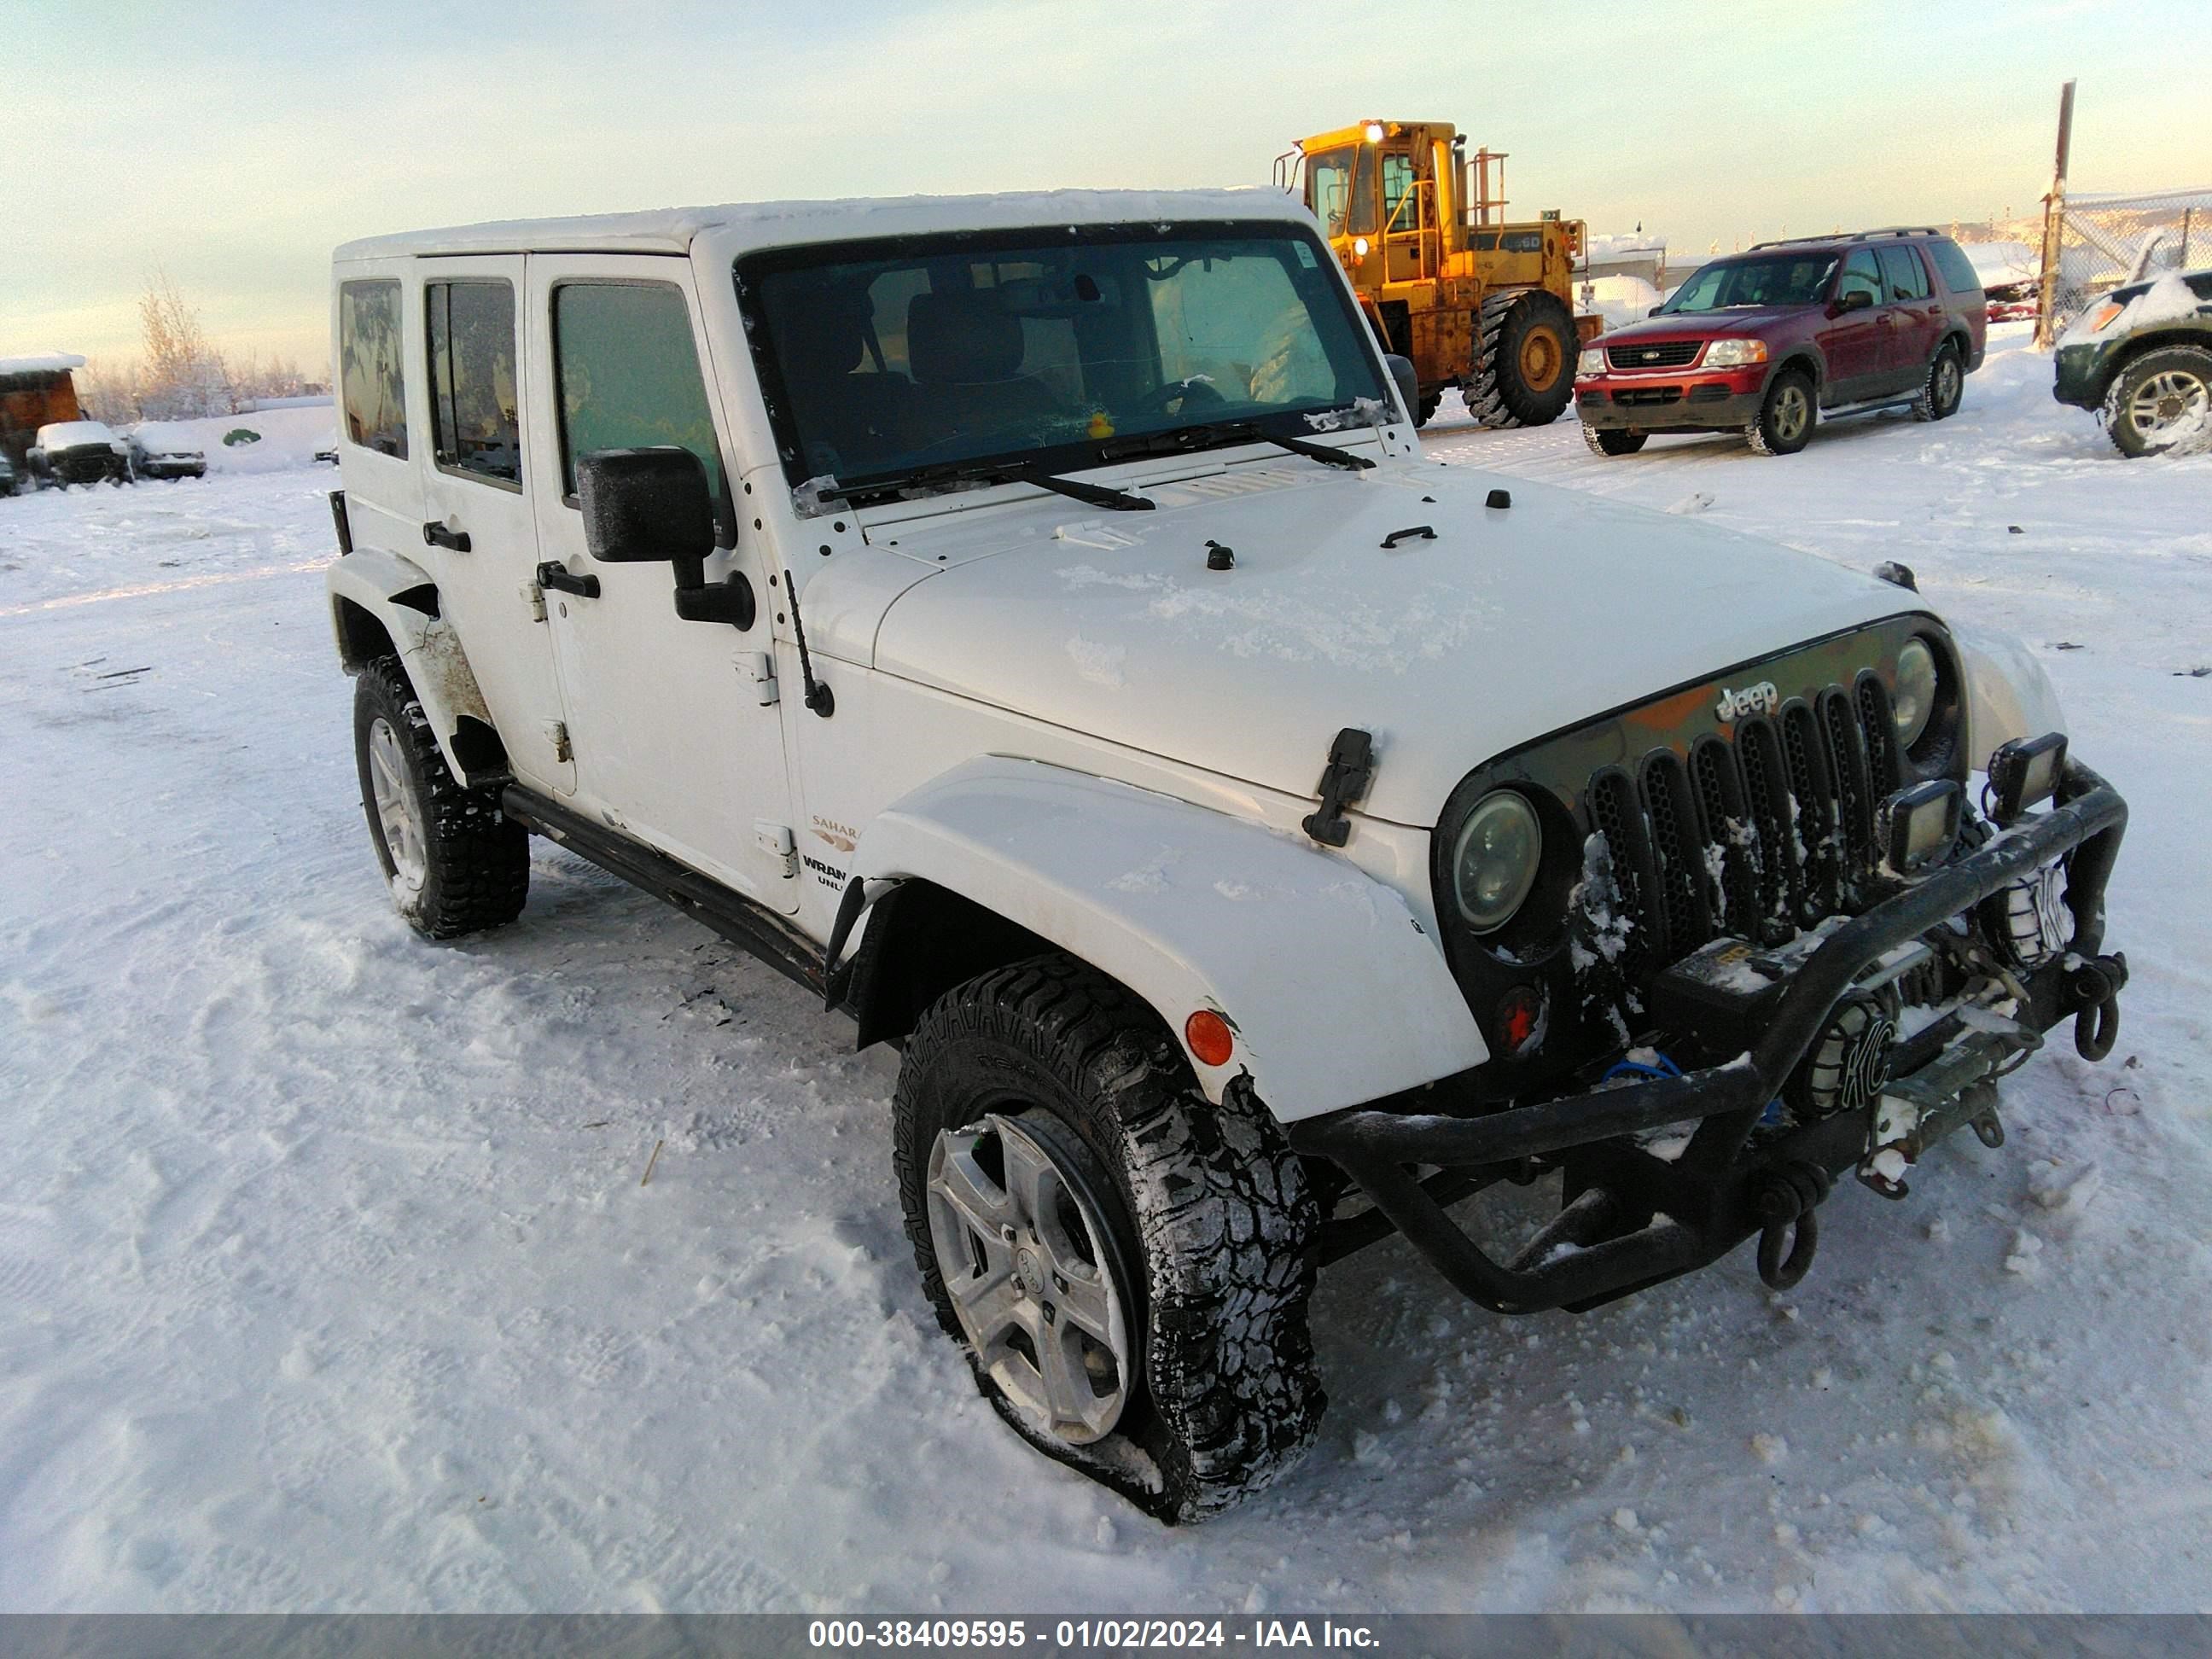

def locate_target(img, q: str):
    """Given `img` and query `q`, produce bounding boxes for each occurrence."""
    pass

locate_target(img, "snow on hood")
[125,421,207,457]
[36,420,119,451]
[2058,270,2208,346]
[854,457,1912,825]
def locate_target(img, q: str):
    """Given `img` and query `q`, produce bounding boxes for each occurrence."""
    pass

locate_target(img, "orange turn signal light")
[1185,1009,1236,1068]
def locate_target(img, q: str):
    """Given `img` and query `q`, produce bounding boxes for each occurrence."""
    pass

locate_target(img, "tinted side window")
[552,283,725,515]
[1348,151,1377,236]
[1928,239,1984,297]
[340,280,408,458]
[1878,246,1931,302]
[428,281,521,486]
[1837,250,1883,306]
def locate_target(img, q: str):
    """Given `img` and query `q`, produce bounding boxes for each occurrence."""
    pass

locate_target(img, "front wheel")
[1582,424,1647,457]
[894,955,1323,1523]
[352,658,528,938]
[2101,346,2212,457]
[1747,369,1816,456]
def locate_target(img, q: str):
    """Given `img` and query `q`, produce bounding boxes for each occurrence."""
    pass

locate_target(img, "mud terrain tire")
[1469,290,1577,428]
[893,954,1323,1523]
[352,658,528,938]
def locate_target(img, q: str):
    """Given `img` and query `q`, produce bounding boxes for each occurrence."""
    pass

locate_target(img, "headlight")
[1451,791,1543,934]
[1703,339,1769,369]
[1577,346,1604,376]
[1893,637,1939,748]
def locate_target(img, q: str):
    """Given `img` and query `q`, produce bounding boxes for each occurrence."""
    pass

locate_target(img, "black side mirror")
[576,447,753,629]
[1382,353,1419,424]
[1833,288,1876,314]
[1646,305,1666,317]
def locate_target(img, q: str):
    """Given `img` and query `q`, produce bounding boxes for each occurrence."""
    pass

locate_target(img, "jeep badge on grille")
[1714,680,1780,721]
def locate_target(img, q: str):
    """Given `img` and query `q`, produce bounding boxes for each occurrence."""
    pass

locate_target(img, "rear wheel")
[352,658,528,938]
[2101,346,2212,457]
[1747,369,1816,456]
[1581,424,1647,457]
[1913,342,1965,422]
[1414,391,1443,428]
[1469,291,1577,428]
[894,954,1323,1523]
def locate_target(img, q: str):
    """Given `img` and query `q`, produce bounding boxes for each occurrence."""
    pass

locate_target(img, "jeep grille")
[1590,678,1901,980]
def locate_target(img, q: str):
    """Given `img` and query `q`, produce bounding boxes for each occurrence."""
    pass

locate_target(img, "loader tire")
[1469,290,1577,429]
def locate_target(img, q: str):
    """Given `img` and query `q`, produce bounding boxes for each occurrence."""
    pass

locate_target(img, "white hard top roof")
[335,188,1313,263]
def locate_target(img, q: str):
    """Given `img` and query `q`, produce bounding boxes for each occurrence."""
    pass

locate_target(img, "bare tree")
[137,270,236,418]
[73,358,143,426]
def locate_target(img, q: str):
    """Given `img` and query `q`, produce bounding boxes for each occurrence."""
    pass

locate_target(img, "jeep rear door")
[416,258,575,793]
[522,257,800,914]
[1877,245,1943,391]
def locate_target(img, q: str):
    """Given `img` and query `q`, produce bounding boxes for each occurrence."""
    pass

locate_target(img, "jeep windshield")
[1660,252,1840,314]
[736,220,1390,500]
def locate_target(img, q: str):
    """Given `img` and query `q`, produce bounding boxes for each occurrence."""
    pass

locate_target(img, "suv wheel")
[1470,291,1577,428]
[1582,424,1646,457]
[2101,346,2212,457]
[1913,343,1965,422]
[352,658,528,938]
[894,954,1323,1523]
[1747,369,1816,456]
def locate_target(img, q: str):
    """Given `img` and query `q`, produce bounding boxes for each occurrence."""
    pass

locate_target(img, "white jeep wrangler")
[327,190,2130,1522]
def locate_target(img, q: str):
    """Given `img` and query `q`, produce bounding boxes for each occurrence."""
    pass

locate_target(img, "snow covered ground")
[3,327,2210,1613]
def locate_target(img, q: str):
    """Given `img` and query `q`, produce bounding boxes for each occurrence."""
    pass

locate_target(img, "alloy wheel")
[367,716,428,899]
[2127,370,2209,445]
[925,1112,1133,1446]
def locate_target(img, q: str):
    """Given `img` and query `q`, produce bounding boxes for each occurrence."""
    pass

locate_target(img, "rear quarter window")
[340,280,410,459]
[1928,240,1985,298]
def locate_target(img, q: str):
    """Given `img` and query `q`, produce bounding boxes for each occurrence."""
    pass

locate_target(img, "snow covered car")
[28,420,131,486]
[2053,267,2212,457]
[0,451,17,497]
[124,424,209,480]
[324,191,2132,1522]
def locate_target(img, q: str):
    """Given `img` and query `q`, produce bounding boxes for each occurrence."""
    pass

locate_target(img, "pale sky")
[5,0,2206,375]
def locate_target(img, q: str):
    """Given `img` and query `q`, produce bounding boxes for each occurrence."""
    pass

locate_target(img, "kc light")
[1363,121,1385,143]
[1988,731,2069,824]
[1877,779,1963,875]
[1353,236,1371,257]
[1703,339,1769,369]
[1892,637,1939,748]
[1577,346,1605,375]
[1452,791,1543,934]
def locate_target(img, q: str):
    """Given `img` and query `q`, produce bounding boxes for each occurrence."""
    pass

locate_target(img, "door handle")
[422,520,471,552]
[536,561,601,599]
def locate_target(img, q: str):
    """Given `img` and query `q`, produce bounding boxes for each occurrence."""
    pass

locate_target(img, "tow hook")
[1754,1161,1831,1290]
[2064,951,2129,1062]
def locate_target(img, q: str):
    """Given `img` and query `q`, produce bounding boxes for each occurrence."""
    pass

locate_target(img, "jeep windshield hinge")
[1301,726,1375,847]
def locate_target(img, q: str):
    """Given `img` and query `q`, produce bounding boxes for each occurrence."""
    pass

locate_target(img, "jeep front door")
[416,259,573,791]
[1816,249,1888,403]
[522,257,799,913]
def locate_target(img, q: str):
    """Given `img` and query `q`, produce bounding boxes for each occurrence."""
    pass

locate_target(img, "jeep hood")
[859,459,1915,826]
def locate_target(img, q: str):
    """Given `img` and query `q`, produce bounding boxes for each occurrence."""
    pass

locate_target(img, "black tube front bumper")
[1288,757,2128,1313]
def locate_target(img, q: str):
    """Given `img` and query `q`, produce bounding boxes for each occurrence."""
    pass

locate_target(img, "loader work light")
[1877,779,1963,875]
[1363,122,1385,143]
[1989,732,2068,824]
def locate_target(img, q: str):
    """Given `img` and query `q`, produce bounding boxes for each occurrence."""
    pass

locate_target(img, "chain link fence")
[2049,186,2212,330]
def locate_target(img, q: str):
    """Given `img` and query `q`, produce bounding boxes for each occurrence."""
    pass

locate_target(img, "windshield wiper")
[1098,420,1375,472]
[828,458,1154,512]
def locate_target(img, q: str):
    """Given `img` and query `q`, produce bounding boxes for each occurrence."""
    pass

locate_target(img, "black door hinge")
[1302,727,1375,847]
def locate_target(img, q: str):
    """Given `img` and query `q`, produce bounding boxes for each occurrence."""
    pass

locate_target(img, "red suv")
[1575,229,1988,457]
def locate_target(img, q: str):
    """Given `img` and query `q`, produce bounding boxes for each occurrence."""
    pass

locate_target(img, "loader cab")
[1289,122,1454,291]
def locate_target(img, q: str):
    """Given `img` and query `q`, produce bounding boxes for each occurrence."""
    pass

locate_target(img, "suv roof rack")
[1748,227,1943,250]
